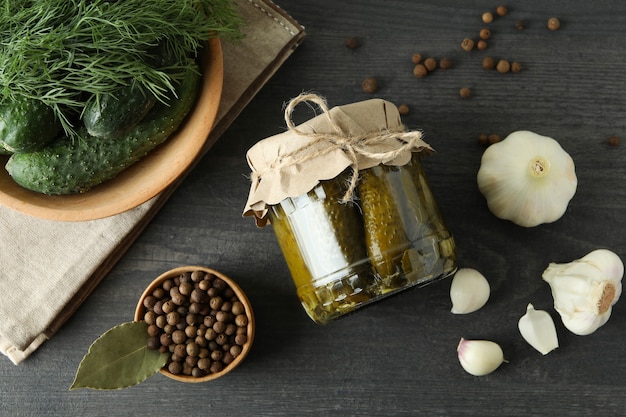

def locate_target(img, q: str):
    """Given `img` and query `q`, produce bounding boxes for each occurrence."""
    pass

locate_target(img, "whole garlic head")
[542,249,624,335]
[476,130,577,227]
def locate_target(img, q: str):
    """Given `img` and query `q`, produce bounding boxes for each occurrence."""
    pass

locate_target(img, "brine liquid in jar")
[269,155,456,324]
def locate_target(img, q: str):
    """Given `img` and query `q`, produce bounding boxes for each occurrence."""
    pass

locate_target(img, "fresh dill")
[0,0,242,136]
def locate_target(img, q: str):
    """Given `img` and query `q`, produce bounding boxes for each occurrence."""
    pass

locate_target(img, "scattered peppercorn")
[482,11,494,24]
[424,57,437,71]
[547,17,560,31]
[411,53,423,64]
[511,61,522,73]
[479,28,491,40]
[461,38,475,51]
[397,104,410,115]
[515,20,525,30]
[496,5,508,16]
[478,134,489,145]
[459,87,472,99]
[439,57,453,69]
[609,135,620,146]
[362,77,378,93]
[413,64,428,78]
[477,40,488,51]
[488,134,501,144]
[344,36,360,49]
[496,59,511,73]
[482,56,495,70]
[143,270,251,378]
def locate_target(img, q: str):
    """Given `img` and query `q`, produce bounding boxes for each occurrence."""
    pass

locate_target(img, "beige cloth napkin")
[0,0,305,365]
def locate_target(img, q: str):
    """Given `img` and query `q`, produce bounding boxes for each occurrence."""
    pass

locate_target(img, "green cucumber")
[145,39,180,68]
[83,80,157,139]
[0,142,11,155]
[0,95,61,153]
[6,65,201,195]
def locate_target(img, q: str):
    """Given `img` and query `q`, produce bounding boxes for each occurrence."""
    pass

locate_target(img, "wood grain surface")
[3,1,626,416]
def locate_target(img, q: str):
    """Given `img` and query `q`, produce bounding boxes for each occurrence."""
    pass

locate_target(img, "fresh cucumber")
[0,95,61,152]
[6,65,201,195]
[83,79,157,139]
[145,39,180,68]
[0,142,11,155]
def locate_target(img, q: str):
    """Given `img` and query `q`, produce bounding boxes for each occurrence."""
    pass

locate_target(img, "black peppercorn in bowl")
[134,266,255,383]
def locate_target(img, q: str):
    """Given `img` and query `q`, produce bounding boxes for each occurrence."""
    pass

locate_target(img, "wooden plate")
[0,37,223,222]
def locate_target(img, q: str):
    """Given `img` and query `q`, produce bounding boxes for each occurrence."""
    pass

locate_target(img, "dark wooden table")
[3,1,626,416]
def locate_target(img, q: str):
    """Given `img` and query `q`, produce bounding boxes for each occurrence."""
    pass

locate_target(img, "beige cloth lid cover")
[243,94,433,226]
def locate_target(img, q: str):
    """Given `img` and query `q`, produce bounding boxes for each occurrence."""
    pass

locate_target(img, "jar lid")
[243,94,432,226]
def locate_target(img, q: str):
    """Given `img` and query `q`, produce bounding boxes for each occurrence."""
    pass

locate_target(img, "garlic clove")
[457,338,505,376]
[542,249,624,335]
[518,304,559,355]
[449,268,490,314]
[476,130,577,227]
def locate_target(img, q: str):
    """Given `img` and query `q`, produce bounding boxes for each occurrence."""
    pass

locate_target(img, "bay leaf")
[70,321,169,390]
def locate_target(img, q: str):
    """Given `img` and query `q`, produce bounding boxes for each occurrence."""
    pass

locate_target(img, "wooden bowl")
[0,37,223,222]
[134,266,255,383]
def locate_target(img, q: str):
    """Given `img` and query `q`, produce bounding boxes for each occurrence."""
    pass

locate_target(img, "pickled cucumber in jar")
[357,164,411,290]
[269,171,377,324]
[357,156,456,289]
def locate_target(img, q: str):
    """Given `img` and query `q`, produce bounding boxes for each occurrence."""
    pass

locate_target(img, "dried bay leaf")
[70,321,169,390]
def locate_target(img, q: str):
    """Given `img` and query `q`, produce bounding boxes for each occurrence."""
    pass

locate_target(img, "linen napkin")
[0,0,305,365]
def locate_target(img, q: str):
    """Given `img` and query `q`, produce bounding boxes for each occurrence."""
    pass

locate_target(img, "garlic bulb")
[457,338,505,376]
[542,249,624,335]
[518,304,559,355]
[449,268,490,314]
[476,130,577,227]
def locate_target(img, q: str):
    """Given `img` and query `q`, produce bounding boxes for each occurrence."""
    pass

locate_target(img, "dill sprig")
[0,0,242,136]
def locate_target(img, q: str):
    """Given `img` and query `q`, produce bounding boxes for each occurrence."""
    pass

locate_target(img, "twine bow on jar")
[251,93,428,203]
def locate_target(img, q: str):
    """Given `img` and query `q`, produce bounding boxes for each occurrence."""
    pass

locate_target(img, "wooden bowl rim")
[134,265,255,383]
[0,37,223,222]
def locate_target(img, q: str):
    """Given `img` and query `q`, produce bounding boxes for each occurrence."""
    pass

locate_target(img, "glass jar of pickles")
[268,155,455,323]
[244,95,457,323]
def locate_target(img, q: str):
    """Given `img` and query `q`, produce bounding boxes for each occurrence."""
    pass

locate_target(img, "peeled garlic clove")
[457,338,505,376]
[450,268,490,314]
[518,304,559,355]
[542,249,624,335]
[476,130,577,227]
